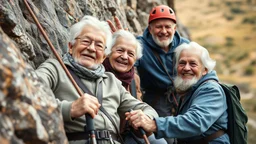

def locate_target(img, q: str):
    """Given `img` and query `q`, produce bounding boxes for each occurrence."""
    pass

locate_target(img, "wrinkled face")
[109,36,137,73]
[149,19,176,48]
[68,25,106,69]
[177,49,207,80]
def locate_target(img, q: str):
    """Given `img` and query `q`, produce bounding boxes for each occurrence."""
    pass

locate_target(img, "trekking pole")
[23,1,97,144]
[129,109,150,144]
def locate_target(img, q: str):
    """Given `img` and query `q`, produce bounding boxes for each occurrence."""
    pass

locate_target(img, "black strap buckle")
[95,130,112,140]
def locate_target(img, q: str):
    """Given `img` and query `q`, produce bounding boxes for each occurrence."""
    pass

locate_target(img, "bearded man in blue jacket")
[126,42,230,144]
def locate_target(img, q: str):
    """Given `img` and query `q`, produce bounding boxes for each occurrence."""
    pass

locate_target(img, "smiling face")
[108,36,137,73]
[149,19,176,50]
[68,25,106,69]
[177,49,207,80]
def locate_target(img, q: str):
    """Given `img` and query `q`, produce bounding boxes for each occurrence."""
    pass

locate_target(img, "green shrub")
[242,17,256,24]
[251,60,256,65]
[224,13,234,21]
[236,52,249,61]
[234,1,243,5]
[253,105,256,112]
[224,59,231,67]
[230,7,244,14]
[230,69,236,74]
[244,66,254,76]
[247,0,252,4]
[225,36,234,47]
[225,1,232,6]
[226,36,234,41]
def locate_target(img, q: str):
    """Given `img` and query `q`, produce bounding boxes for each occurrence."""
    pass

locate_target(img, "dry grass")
[175,0,256,90]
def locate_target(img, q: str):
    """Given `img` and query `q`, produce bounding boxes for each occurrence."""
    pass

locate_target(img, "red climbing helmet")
[148,5,176,24]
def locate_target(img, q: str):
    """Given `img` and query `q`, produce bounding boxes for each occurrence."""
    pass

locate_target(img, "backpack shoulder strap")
[130,79,137,99]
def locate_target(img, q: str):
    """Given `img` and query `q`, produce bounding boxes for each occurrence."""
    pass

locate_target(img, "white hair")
[174,42,216,73]
[110,30,143,59]
[68,15,112,55]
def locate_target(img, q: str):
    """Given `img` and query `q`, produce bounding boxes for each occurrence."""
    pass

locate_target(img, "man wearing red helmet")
[108,5,189,118]
[135,5,189,118]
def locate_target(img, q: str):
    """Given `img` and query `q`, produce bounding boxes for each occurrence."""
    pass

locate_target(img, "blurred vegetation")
[236,52,248,61]
[251,60,256,65]
[244,66,254,76]
[225,36,234,47]
[242,16,256,24]
[230,7,245,14]
[224,13,235,21]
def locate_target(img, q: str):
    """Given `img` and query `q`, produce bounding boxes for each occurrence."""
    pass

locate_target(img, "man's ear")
[68,42,73,54]
[148,25,153,34]
[174,24,177,31]
[202,67,208,75]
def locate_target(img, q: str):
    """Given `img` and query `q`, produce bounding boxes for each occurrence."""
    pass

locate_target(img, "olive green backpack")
[220,83,248,144]
[194,80,248,144]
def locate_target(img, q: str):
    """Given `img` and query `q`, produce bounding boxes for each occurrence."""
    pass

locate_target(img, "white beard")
[174,76,199,92]
[152,34,174,48]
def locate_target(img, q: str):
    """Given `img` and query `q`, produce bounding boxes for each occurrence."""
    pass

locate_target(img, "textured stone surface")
[0,28,68,143]
[0,0,189,68]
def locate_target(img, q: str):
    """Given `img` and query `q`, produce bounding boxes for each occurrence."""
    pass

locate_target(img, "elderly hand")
[125,110,157,133]
[70,93,101,119]
[107,16,123,33]
[107,16,128,33]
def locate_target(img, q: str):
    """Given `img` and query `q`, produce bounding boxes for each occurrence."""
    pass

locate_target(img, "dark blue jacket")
[135,27,189,100]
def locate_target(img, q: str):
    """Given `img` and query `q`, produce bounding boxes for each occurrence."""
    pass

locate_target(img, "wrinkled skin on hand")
[71,93,101,118]
[125,110,157,134]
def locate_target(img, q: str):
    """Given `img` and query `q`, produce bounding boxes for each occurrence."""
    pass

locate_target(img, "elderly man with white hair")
[36,15,158,144]
[125,42,230,144]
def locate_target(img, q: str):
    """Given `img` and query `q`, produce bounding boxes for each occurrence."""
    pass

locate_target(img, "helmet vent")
[148,5,176,23]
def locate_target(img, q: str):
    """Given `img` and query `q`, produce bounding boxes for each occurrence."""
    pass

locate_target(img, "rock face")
[0,0,190,143]
[0,0,190,68]
[0,28,68,143]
